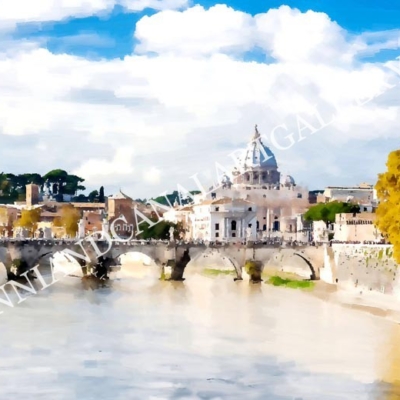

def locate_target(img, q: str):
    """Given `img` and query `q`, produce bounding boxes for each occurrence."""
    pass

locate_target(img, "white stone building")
[333,213,382,242]
[189,197,257,242]
[194,125,309,240]
[163,126,310,241]
[318,183,375,204]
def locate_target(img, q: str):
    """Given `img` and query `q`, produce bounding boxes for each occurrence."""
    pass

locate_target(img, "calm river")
[0,259,399,400]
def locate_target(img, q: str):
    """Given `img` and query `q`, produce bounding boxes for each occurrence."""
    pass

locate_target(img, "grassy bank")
[267,276,315,290]
[203,268,236,276]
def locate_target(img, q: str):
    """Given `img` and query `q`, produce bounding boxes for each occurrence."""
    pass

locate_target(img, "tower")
[26,184,40,207]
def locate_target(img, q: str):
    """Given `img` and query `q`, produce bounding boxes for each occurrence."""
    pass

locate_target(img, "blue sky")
[1,0,400,196]
[11,1,400,60]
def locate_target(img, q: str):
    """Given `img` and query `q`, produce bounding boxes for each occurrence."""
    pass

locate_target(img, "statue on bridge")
[169,227,175,242]
[246,227,252,241]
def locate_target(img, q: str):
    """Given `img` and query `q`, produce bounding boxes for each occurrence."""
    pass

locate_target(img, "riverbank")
[311,282,400,322]
[262,265,400,322]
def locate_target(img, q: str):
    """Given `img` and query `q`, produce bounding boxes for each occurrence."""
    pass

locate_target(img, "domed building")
[167,125,309,242]
[233,125,281,187]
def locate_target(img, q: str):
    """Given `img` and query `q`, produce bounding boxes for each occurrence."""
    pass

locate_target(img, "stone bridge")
[0,240,325,282]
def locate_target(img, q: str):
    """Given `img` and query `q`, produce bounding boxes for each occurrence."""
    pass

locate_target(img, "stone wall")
[321,244,400,298]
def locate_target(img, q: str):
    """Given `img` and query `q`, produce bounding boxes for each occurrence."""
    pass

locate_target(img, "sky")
[0,0,400,198]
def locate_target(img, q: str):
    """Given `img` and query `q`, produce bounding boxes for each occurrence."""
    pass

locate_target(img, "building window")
[263,224,266,231]
[246,174,250,181]
[215,223,219,231]
[211,193,216,199]
[297,193,302,198]
[289,224,292,233]
[256,221,259,230]
[248,224,252,228]
[231,220,237,231]
[248,207,252,211]
[216,232,219,238]
[232,232,236,237]
[215,207,219,212]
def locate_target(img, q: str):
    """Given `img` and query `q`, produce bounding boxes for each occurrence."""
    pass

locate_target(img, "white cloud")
[72,148,135,186]
[121,0,188,12]
[0,5,399,196]
[0,0,188,26]
[143,167,161,185]
[135,4,253,56]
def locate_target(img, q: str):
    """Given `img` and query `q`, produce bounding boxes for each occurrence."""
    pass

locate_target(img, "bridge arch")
[116,251,162,279]
[184,247,242,280]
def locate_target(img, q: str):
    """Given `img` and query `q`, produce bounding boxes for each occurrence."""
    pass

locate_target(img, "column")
[266,208,270,235]
[238,220,241,238]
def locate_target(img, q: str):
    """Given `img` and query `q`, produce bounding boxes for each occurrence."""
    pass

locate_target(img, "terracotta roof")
[70,203,106,208]
[108,190,132,200]
[211,197,233,205]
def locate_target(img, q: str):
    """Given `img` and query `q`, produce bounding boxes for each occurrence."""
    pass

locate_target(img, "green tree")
[99,186,105,203]
[304,201,360,225]
[88,190,99,202]
[21,173,44,186]
[64,174,86,195]
[375,150,400,263]
[151,190,201,207]
[138,220,183,240]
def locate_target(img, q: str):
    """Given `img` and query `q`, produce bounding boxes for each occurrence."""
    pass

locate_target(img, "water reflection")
[0,261,397,399]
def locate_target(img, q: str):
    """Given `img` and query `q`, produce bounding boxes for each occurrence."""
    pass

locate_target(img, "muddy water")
[0,260,398,399]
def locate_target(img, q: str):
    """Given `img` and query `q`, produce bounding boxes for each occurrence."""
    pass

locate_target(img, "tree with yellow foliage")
[14,208,41,236]
[53,204,80,237]
[375,150,400,263]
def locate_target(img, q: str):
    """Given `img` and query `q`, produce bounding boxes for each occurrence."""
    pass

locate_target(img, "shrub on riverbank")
[267,276,314,290]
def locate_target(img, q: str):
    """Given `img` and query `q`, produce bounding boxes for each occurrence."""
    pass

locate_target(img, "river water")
[0,258,399,400]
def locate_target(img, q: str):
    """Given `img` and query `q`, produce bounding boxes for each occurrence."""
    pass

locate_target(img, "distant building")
[333,213,381,242]
[163,204,193,240]
[190,197,257,242]
[83,210,103,235]
[308,190,324,204]
[318,183,375,204]
[107,190,135,237]
[26,184,40,207]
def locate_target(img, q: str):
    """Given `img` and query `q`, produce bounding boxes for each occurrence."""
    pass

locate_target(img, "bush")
[267,276,314,290]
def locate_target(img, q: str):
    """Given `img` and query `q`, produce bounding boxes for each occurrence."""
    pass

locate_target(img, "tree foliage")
[0,170,86,199]
[43,170,85,195]
[304,201,360,224]
[99,186,105,203]
[138,220,185,240]
[88,190,99,202]
[14,208,41,233]
[151,190,201,206]
[54,205,81,236]
[375,150,400,263]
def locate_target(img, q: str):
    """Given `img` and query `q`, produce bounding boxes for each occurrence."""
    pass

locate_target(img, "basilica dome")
[233,125,280,186]
[240,125,278,170]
